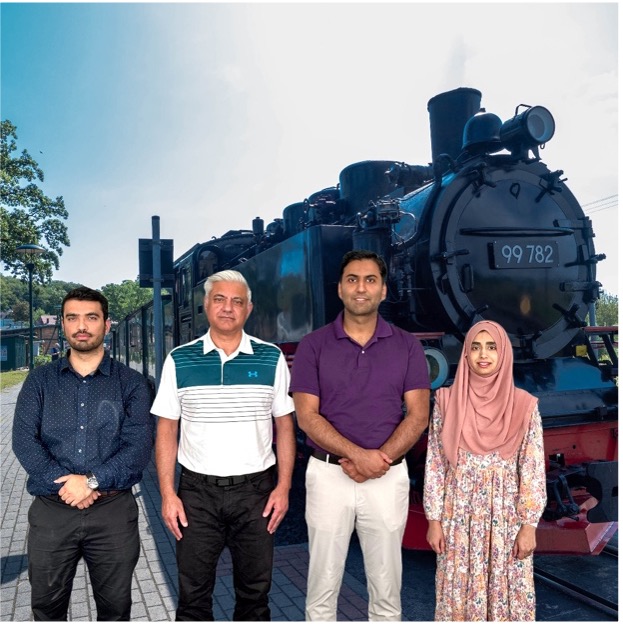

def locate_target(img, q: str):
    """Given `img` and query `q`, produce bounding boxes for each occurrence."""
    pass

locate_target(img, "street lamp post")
[16,244,46,370]
[55,304,64,356]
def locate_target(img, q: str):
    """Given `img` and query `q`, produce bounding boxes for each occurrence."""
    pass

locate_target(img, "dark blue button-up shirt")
[13,351,155,495]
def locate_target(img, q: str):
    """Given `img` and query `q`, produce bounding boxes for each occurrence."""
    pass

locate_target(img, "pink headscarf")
[437,320,537,467]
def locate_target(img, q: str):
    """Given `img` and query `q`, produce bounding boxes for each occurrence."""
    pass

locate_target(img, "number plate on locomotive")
[491,240,559,268]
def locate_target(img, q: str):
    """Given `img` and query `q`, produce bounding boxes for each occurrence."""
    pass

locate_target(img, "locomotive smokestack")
[427,87,482,162]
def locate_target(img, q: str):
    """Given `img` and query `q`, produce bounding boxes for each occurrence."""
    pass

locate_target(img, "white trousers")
[304,455,410,621]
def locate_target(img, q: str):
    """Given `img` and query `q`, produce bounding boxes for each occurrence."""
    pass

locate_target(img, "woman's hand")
[426,520,446,554]
[512,524,537,559]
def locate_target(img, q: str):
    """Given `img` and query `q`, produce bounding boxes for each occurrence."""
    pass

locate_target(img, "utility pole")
[152,216,164,386]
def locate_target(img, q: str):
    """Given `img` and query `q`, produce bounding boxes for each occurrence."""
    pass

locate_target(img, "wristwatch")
[86,472,99,490]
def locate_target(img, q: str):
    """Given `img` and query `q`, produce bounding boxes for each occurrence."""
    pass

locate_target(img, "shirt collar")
[60,350,111,376]
[202,329,254,355]
[332,310,394,343]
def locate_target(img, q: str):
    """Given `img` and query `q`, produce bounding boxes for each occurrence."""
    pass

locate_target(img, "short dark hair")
[61,286,109,320]
[340,250,388,283]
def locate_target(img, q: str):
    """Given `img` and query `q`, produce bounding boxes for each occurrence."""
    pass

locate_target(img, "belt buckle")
[215,477,233,487]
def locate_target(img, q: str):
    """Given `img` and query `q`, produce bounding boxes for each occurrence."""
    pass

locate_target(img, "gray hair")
[204,270,252,303]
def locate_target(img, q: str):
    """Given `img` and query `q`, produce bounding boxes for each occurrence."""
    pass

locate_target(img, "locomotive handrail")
[412,331,446,340]
[585,326,618,334]
[459,227,574,236]
[585,326,618,350]
[580,326,618,369]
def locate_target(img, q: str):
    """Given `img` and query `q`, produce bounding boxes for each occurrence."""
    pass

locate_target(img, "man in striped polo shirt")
[152,270,296,621]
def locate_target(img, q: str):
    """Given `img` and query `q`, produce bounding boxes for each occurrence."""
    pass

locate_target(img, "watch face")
[87,475,98,489]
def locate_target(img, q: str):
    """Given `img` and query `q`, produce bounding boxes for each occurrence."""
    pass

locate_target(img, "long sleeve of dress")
[516,404,548,525]
[423,399,447,521]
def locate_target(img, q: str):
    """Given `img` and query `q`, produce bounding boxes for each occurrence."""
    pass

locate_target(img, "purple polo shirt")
[289,312,430,452]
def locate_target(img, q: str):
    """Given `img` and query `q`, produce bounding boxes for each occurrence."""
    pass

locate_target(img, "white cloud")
[8,2,614,293]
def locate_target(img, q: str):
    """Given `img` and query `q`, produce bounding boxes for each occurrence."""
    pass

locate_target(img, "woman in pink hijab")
[423,320,547,621]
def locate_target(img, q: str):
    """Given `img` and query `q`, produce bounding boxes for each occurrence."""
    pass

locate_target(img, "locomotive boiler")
[114,87,618,554]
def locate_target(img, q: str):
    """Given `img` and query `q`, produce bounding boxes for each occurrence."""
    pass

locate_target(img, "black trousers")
[175,466,276,621]
[27,491,140,621]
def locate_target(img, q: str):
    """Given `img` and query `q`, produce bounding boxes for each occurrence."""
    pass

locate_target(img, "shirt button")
[82,380,87,383]
[80,403,85,407]
[80,425,84,430]
[78,449,82,453]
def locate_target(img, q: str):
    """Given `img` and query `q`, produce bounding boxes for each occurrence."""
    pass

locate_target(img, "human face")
[467,330,499,376]
[62,300,110,354]
[204,281,253,336]
[338,259,387,318]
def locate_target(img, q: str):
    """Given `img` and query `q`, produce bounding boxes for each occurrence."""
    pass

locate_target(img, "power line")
[583,194,618,207]
[585,207,617,215]
[583,195,618,215]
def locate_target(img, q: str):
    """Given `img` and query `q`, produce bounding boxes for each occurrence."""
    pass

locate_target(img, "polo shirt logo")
[248,370,259,378]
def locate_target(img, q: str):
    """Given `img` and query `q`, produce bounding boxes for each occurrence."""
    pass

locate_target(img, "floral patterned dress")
[423,399,547,621]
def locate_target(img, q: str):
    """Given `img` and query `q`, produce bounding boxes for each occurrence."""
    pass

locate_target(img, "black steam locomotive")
[113,87,618,554]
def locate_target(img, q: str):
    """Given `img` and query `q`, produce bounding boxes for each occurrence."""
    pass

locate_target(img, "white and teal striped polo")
[152,331,294,477]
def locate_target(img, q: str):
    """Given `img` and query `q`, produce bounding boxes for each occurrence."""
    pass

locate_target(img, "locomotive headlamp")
[500,105,555,158]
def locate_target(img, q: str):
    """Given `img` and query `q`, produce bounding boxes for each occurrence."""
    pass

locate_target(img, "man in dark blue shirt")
[13,286,154,621]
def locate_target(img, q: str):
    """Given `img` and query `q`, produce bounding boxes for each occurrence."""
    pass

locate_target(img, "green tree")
[0,274,79,316]
[34,279,81,315]
[10,300,29,322]
[0,274,27,312]
[594,291,619,327]
[9,302,44,323]
[1,120,70,281]
[101,279,153,321]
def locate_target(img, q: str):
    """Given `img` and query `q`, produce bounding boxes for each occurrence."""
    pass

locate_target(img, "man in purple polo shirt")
[290,250,430,621]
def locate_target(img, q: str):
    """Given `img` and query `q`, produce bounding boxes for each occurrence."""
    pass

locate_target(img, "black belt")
[311,450,404,466]
[181,466,271,487]
[47,490,126,504]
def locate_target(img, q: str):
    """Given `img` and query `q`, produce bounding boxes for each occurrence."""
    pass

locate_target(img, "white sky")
[2,2,619,294]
